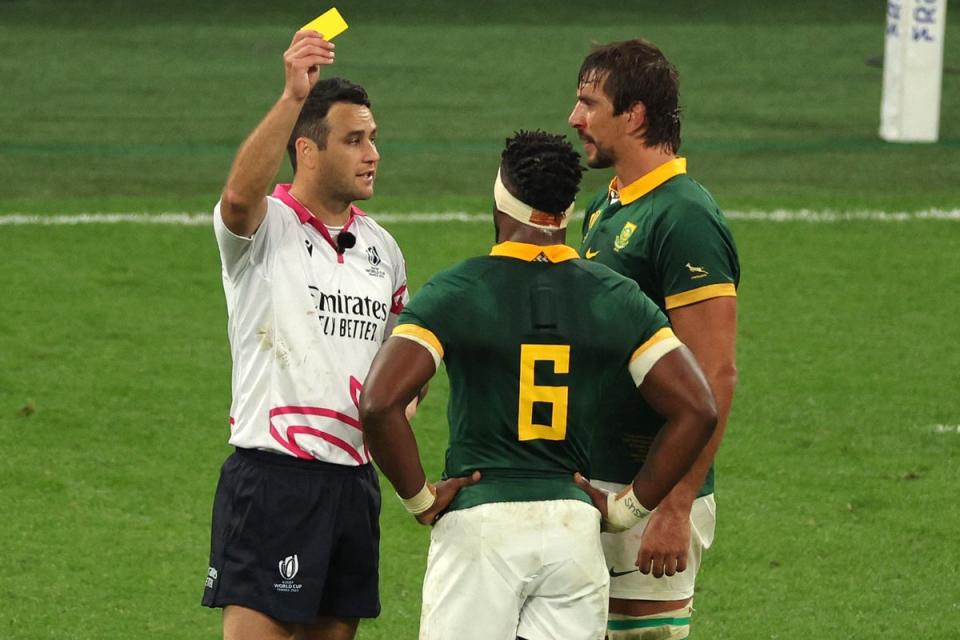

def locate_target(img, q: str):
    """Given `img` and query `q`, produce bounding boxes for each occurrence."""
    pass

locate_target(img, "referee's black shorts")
[201,448,381,624]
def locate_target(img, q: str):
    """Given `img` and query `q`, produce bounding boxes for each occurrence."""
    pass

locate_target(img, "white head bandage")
[494,169,574,230]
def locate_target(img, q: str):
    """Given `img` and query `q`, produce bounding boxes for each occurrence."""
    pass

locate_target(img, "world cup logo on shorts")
[279,554,299,581]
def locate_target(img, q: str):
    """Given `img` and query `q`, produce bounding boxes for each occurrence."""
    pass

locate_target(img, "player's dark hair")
[500,130,585,215]
[287,78,371,171]
[578,39,681,153]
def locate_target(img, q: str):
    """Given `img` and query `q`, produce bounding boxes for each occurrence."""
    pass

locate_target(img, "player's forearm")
[362,406,428,498]
[632,402,717,510]
[221,94,304,221]
[659,366,737,510]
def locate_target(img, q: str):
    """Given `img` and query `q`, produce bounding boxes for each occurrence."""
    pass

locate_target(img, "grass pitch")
[1,1,959,638]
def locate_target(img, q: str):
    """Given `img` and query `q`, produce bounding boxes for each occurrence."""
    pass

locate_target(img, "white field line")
[1,209,960,226]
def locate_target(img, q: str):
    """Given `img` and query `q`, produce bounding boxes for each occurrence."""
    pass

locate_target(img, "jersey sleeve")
[618,282,683,386]
[652,200,739,310]
[213,197,285,282]
[391,274,455,370]
[384,238,410,339]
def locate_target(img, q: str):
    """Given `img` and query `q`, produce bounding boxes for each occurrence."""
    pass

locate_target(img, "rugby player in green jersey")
[360,130,718,640]
[569,40,740,639]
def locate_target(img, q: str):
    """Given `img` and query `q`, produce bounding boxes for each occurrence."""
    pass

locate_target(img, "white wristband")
[605,485,651,532]
[398,481,436,516]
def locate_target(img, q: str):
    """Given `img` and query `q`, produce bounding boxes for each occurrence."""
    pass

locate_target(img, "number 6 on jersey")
[518,344,570,441]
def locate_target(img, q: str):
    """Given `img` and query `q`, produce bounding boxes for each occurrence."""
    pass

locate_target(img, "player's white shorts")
[595,481,716,601]
[420,499,609,640]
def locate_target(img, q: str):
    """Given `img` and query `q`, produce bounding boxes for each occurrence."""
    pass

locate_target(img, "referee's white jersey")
[213,184,409,466]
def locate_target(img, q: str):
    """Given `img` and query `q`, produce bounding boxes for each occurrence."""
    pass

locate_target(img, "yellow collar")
[610,157,687,205]
[489,241,579,263]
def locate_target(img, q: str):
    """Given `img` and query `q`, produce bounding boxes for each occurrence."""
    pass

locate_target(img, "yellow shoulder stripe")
[664,283,737,310]
[392,324,444,360]
[630,327,677,364]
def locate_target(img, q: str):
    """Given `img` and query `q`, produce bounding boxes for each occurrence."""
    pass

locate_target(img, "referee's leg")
[224,605,360,640]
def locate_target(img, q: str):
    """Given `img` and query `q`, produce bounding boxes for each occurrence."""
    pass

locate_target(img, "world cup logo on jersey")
[366,246,382,266]
[279,554,299,581]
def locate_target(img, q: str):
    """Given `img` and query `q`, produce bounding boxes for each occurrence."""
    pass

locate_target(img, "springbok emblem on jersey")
[686,263,709,279]
[613,222,637,252]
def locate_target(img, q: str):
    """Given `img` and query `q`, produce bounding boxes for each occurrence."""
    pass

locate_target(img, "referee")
[201,31,410,640]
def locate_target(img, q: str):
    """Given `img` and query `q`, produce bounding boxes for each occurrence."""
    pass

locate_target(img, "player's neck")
[288,181,352,226]
[614,144,676,190]
[497,219,566,246]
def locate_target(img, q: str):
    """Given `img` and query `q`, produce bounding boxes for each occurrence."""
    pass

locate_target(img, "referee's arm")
[220,31,335,236]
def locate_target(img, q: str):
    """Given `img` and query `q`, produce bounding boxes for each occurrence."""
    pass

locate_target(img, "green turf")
[2,2,960,639]
[2,218,959,638]
[0,0,958,214]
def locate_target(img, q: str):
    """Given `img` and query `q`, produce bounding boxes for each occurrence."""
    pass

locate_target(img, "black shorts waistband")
[235,447,372,473]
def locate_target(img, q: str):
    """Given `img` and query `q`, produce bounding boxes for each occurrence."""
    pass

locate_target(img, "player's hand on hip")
[282,30,335,101]
[573,472,612,528]
[415,471,482,526]
[636,508,691,578]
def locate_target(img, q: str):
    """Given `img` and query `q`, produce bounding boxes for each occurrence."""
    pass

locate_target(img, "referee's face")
[569,79,623,169]
[312,102,380,202]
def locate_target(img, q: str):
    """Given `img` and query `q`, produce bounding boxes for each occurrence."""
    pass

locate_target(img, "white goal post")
[880,0,948,142]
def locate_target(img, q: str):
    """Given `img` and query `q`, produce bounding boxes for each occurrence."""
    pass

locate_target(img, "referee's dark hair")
[578,39,682,154]
[500,130,585,216]
[287,78,371,171]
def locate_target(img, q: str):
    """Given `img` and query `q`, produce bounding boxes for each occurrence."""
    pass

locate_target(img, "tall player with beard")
[569,40,740,640]
[201,31,409,640]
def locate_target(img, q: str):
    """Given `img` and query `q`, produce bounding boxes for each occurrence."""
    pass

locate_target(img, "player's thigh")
[420,503,543,640]
[516,501,609,640]
[223,605,297,640]
[597,484,716,601]
[300,616,359,640]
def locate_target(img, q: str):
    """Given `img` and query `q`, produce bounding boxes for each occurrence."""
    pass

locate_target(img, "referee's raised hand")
[283,30,335,102]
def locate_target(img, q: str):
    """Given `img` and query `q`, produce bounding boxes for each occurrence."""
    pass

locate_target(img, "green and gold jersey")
[580,157,740,494]
[393,242,674,513]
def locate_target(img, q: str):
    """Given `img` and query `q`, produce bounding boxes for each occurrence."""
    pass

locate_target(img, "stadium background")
[1,1,958,637]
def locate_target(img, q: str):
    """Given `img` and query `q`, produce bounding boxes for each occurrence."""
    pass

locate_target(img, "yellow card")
[301,8,349,40]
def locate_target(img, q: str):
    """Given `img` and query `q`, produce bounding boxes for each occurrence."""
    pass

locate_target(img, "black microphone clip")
[336,231,356,255]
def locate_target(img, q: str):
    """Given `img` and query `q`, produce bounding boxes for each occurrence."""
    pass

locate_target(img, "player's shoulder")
[353,208,396,240]
[652,175,733,233]
[570,257,642,294]
[428,256,495,287]
[655,175,722,215]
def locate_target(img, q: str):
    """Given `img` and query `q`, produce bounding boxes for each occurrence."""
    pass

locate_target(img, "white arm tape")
[398,481,436,515]
[605,485,651,532]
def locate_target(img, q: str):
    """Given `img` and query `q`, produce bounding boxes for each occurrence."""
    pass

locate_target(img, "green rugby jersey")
[580,157,740,495]
[393,242,673,513]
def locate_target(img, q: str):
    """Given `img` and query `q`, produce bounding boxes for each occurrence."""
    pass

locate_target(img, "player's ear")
[624,101,647,138]
[295,137,319,171]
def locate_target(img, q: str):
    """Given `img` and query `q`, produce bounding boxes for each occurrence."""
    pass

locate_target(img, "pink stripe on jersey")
[271,184,368,263]
[267,383,368,463]
[391,284,407,314]
[269,405,362,430]
[350,376,363,411]
[269,422,366,464]
[288,426,365,465]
